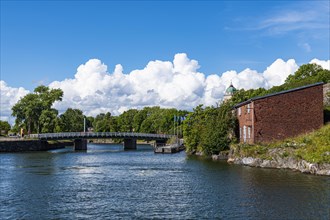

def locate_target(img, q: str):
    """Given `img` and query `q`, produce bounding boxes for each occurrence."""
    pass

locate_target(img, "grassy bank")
[232,124,330,164]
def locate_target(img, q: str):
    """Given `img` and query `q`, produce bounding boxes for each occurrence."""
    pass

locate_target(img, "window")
[239,127,242,138]
[238,107,241,116]
[247,104,250,113]
[243,126,247,143]
[248,126,251,139]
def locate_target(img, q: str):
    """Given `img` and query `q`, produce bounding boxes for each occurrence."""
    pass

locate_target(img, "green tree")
[183,103,236,155]
[183,105,206,153]
[12,85,63,134]
[0,120,11,135]
[133,108,148,132]
[285,63,325,84]
[118,109,138,132]
[56,108,84,132]
[202,102,236,155]
[93,112,111,132]
[85,116,94,131]
[39,109,58,133]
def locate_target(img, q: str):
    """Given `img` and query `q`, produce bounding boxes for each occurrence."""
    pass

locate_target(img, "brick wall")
[253,84,324,143]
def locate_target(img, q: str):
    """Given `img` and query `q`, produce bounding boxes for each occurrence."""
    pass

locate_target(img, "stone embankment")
[227,156,330,176]
[211,148,330,176]
[0,140,73,152]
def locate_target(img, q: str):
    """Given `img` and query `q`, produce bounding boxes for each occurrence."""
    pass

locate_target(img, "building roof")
[225,83,237,95]
[233,82,324,108]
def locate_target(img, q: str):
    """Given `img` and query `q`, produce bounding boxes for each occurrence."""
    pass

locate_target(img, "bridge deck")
[30,132,173,141]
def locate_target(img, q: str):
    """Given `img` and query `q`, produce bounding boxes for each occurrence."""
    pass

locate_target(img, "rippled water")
[0,144,329,219]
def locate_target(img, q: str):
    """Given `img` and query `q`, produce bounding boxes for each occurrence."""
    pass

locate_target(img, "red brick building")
[234,82,324,144]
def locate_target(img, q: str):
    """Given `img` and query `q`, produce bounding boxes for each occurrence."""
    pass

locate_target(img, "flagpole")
[173,115,175,136]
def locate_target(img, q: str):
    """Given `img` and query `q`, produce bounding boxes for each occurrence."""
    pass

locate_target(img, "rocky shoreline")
[227,156,330,176]
[210,148,330,176]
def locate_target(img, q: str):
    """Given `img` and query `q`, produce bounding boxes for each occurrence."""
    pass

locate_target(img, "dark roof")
[233,82,324,108]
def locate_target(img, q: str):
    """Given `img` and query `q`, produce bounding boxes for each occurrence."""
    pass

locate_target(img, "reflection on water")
[0,144,329,219]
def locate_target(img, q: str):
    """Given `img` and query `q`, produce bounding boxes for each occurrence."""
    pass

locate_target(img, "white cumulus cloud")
[263,58,299,87]
[48,54,304,116]
[310,58,330,70]
[0,81,29,123]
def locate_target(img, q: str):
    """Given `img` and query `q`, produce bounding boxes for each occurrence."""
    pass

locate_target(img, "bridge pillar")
[74,139,87,151]
[123,139,137,150]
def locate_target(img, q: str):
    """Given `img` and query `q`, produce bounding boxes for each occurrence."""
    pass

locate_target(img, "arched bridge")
[30,132,173,150]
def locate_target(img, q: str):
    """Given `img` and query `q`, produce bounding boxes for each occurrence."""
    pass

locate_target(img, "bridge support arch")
[123,139,137,150]
[74,139,87,151]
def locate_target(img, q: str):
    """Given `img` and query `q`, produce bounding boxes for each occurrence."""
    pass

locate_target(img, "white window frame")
[248,126,251,139]
[238,107,241,116]
[243,125,247,143]
[247,104,250,113]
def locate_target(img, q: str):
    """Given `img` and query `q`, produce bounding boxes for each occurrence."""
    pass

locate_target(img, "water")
[0,143,329,219]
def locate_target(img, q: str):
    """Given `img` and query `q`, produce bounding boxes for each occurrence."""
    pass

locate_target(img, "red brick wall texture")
[237,84,324,144]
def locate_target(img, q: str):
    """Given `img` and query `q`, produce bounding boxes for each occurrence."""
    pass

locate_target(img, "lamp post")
[83,117,86,133]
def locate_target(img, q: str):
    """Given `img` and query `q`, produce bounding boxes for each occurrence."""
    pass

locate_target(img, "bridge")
[30,132,173,150]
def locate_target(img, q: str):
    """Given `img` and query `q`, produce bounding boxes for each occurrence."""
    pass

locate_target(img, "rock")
[195,151,204,156]
[242,157,254,165]
[241,157,263,166]
[212,151,229,160]
[228,154,330,176]
[260,160,272,168]
[227,158,235,163]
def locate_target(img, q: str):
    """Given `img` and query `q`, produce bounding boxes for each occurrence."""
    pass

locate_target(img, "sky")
[1,0,330,123]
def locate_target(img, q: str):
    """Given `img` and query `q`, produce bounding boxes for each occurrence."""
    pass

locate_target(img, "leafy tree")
[285,63,327,84]
[39,109,58,133]
[230,88,266,105]
[86,116,95,130]
[159,108,179,134]
[0,120,11,135]
[202,102,236,155]
[12,85,63,134]
[92,113,119,132]
[133,108,149,132]
[118,109,138,132]
[56,108,84,132]
[183,105,206,153]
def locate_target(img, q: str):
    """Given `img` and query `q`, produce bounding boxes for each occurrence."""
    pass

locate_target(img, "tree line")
[7,89,188,136]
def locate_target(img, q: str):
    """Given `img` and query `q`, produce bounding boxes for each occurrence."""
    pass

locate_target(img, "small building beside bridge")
[234,82,324,144]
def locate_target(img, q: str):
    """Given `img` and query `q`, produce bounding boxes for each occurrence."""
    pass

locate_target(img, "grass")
[234,124,330,164]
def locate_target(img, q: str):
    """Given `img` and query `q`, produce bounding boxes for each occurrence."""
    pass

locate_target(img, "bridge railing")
[30,132,174,140]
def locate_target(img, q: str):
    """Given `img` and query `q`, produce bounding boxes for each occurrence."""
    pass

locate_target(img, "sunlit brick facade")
[234,82,324,144]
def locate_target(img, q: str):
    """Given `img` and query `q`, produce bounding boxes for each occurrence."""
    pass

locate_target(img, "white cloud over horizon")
[0,81,30,123]
[1,54,329,123]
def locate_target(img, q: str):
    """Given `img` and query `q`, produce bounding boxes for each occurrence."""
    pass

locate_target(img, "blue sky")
[1,0,329,91]
[1,0,330,122]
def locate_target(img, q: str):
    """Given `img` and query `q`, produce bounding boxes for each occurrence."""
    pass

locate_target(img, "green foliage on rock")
[183,102,236,155]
